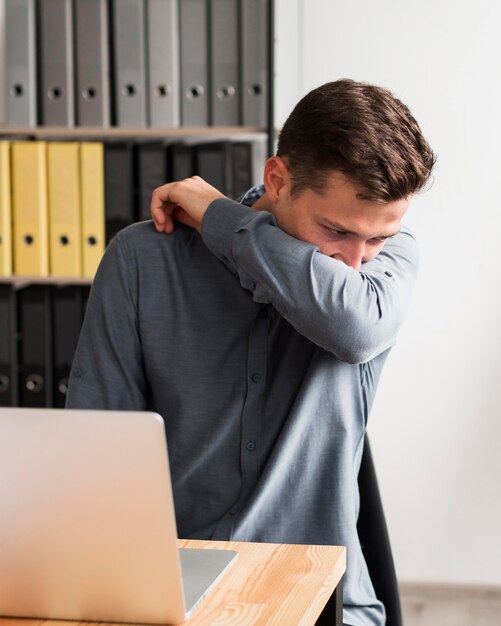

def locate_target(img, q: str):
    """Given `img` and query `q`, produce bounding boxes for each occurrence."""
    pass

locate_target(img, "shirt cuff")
[201,197,256,261]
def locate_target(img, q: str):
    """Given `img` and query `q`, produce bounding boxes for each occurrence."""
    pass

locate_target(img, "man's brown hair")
[277,79,436,202]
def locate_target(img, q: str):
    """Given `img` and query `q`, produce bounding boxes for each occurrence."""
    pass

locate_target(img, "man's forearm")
[201,198,418,363]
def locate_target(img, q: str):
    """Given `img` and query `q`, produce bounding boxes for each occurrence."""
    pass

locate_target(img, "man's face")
[269,168,410,271]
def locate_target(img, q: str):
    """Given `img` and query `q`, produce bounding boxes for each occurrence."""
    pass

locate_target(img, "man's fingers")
[151,177,225,235]
[152,205,173,233]
[151,183,177,232]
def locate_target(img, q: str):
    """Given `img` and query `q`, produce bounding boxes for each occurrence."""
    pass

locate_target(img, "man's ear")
[263,156,292,202]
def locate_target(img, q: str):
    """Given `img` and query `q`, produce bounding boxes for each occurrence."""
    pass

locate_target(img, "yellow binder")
[48,142,82,277]
[80,142,105,278]
[12,142,49,277]
[0,142,13,276]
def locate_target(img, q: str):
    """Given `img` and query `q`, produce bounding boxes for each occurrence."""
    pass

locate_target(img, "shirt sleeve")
[201,198,419,364]
[65,233,147,410]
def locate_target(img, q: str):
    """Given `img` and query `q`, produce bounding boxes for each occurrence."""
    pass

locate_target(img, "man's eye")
[369,236,390,244]
[327,227,346,239]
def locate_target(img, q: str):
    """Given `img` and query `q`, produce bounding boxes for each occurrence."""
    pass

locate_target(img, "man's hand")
[150,176,226,234]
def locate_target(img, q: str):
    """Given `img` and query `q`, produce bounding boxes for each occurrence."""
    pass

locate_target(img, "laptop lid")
[0,408,235,624]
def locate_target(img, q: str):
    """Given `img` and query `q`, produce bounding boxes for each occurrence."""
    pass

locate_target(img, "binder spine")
[0,285,18,407]
[240,0,269,127]
[195,141,233,197]
[47,143,82,277]
[80,143,105,278]
[39,0,75,126]
[104,142,137,243]
[5,0,38,126]
[180,0,210,127]
[12,141,49,277]
[170,142,195,181]
[147,0,180,128]
[137,142,169,221]
[75,0,111,127]
[210,0,240,126]
[52,286,84,408]
[111,0,149,127]
[0,142,13,276]
[17,285,53,408]
[232,141,253,199]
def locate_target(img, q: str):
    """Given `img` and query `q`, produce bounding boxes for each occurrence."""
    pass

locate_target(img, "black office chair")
[315,437,403,626]
[357,436,403,626]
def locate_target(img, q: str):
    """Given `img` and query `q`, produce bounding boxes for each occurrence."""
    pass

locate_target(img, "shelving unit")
[0,0,276,410]
[0,276,93,288]
[0,126,267,139]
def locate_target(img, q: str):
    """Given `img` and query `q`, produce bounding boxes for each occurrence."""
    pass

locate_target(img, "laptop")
[0,408,237,624]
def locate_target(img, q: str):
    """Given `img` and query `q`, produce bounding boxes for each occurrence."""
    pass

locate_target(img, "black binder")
[17,285,53,408]
[0,284,18,407]
[195,141,234,197]
[137,142,170,222]
[104,142,137,243]
[52,286,84,408]
[170,142,195,181]
[231,141,253,199]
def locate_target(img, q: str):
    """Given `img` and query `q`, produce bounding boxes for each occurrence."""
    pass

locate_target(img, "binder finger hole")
[155,85,171,98]
[122,84,137,97]
[217,85,236,100]
[58,377,69,395]
[10,84,24,97]
[24,235,34,245]
[59,235,70,246]
[48,87,62,100]
[26,374,44,393]
[186,85,204,100]
[87,236,98,246]
[248,84,263,96]
[83,86,98,100]
[0,375,10,393]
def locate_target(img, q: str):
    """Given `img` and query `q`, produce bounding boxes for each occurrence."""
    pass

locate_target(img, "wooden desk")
[179,540,346,625]
[0,540,346,626]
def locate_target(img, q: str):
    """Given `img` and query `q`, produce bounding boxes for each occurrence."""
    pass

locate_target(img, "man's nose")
[333,241,366,271]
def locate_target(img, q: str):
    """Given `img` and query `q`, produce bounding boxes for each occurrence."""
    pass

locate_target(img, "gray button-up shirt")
[67,187,418,626]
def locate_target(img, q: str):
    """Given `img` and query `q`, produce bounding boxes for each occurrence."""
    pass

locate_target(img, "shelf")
[0,126,266,139]
[0,276,93,288]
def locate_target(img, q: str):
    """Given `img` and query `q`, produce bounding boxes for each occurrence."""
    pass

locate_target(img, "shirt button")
[251,372,261,383]
[73,368,82,378]
[246,441,256,451]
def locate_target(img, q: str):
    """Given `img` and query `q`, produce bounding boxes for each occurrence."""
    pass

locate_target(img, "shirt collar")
[239,184,265,207]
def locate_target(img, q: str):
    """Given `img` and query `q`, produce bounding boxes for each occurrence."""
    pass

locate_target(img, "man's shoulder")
[104,220,222,285]
[112,220,199,259]
[114,219,190,245]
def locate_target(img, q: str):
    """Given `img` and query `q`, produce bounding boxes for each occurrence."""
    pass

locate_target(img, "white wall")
[276,0,501,586]
[1,0,497,588]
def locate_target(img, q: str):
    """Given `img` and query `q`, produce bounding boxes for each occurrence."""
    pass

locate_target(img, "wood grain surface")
[0,540,346,626]
[177,540,345,625]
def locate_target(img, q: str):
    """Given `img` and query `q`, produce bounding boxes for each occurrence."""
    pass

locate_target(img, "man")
[67,79,435,625]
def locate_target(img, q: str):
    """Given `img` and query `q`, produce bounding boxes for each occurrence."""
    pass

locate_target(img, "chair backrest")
[357,437,403,626]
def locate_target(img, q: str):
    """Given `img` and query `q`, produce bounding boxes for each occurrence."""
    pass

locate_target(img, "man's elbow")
[324,323,394,364]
